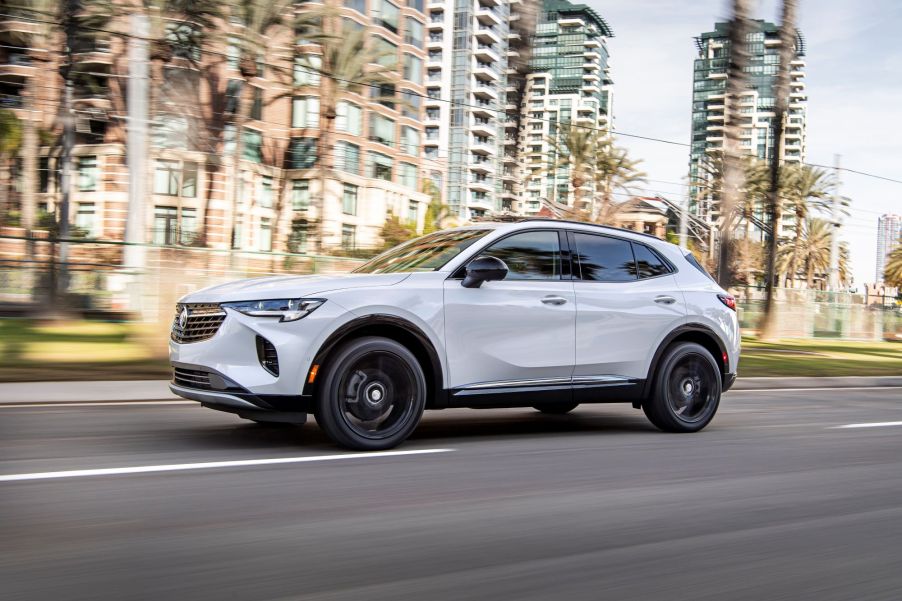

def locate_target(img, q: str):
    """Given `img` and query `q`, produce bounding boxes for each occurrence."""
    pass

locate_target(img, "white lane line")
[0,448,455,482]
[735,386,902,393]
[0,400,194,409]
[831,421,902,430]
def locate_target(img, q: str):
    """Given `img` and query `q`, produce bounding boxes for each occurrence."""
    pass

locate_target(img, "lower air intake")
[256,336,279,377]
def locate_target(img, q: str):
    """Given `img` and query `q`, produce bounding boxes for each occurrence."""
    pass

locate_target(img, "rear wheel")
[314,337,426,451]
[643,342,721,433]
[533,402,579,415]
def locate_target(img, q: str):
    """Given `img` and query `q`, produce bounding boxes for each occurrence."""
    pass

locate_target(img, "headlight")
[221,298,325,322]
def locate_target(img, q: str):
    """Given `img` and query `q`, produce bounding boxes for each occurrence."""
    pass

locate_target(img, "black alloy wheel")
[314,337,426,450]
[643,342,721,433]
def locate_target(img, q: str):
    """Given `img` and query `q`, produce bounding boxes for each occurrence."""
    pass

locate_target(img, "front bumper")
[170,383,310,423]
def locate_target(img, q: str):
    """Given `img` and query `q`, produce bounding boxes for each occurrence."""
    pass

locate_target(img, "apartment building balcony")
[424,110,441,124]
[705,134,724,143]
[581,82,601,94]
[584,38,602,48]
[784,129,802,139]
[474,64,500,83]
[473,85,498,101]
[507,31,521,43]
[507,48,520,60]
[477,0,501,8]
[471,117,496,137]
[575,115,594,125]
[473,44,501,63]
[582,72,600,83]
[502,153,518,165]
[0,15,41,37]
[471,99,493,118]
[73,89,112,111]
[471,138,495,155]
[559,17,584,27]
[503,135,517,146]
[475,7,503,27]
[0,53,35,79]
[706,124,724,133]
[427,18,444,30]
[427,54,442,68]
[469,178,493,193]
[707,112,725,122]
[469,158,495,174]
[426,35,444,48]
[475,25,502,46]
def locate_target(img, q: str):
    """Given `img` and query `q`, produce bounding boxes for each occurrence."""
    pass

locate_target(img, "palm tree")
[780,164,834,287]
[591,138,646,223]
[0,109,23,223]
[884,239,902,288]
[776,217,850,290]
[541,121,601,211]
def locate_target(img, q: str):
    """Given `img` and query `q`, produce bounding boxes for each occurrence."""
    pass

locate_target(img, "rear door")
[569,231,686,382]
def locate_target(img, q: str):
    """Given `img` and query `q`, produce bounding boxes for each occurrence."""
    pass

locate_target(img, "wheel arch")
[304,314,446,409]
[641,323,728,401]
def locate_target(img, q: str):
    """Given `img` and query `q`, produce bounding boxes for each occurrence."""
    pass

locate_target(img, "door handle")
[541,295,568,306]
[654,295,677,305]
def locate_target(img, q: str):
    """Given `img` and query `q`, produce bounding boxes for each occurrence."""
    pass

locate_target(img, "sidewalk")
[1,376,900,404]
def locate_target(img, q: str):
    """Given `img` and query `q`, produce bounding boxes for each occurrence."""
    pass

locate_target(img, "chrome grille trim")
[171,303,226,344]
[172,367,213,390]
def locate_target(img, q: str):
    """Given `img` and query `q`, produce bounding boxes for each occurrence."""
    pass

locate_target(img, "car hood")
[180,272,411,303]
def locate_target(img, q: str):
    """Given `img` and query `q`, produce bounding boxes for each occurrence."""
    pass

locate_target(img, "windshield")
[353,229,491,274]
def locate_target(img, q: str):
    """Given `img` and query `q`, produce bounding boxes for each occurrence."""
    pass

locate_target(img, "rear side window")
[633,243,672,278]
[477,230,561,280]
[572,233,635,282]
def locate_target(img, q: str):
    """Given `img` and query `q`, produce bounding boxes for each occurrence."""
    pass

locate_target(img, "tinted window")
[633,244,671,278]
[479,231,561,280]
[572,233,635,282]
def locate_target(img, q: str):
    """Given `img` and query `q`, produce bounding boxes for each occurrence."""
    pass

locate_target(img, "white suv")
[170,220,739,450]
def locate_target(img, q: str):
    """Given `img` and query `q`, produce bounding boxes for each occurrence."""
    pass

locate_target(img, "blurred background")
[0,0,899,378]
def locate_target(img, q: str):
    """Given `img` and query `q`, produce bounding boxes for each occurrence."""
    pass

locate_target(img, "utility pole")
[828,154,842,290]
[679,185,689,250]
[56,0,79,303]
[124,13,149,277]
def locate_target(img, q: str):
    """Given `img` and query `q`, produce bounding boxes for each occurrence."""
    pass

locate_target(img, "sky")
[590,0,902,288]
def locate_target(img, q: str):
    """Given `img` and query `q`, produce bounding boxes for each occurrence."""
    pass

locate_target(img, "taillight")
[717,294,736,311]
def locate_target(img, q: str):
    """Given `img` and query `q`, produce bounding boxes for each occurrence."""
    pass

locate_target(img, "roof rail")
[515,218,667,242]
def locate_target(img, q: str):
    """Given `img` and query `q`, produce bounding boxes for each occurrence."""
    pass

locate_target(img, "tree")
[884,239,902,288]
[380,213,417,250]
[0,109,23,223]
[590,138,646,224]
[780,164,835,286]
[542,121,600,210]
[776,217,850,290]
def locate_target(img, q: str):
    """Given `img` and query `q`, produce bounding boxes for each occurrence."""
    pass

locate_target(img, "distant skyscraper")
[689,20,807,229]
[876,214,902,282]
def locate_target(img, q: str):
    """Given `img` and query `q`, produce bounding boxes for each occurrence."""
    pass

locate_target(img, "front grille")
[256,336,279,376]
[171,303,226,344]
[173,367,212,390]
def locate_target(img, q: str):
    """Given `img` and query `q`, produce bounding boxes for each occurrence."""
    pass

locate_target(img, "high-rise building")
[0,1,431,253]
[876,214,902,282]
[689,20,807,229]
[517,0,613,214]
[424,0,511,219]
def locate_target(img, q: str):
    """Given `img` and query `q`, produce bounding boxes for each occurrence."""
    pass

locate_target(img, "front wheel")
[314,337,426,451]
[643,342,721,433]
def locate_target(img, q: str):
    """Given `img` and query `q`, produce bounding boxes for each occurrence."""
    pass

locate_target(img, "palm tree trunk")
[717,0,754,288]
[760,0,798,340]
[317,75,336,253]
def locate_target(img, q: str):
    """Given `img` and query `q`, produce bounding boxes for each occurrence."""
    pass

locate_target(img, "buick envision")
[170,220,739,450]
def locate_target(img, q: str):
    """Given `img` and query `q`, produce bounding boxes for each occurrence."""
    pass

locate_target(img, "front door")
[443,229,576,391]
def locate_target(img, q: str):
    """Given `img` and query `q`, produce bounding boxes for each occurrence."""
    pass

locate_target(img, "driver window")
[478,230,561,280]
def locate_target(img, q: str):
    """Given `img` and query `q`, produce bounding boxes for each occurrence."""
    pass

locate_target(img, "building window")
[292,96,320,128]
[374,36,398,68]
[345,0,365,14]
[374,0,399,33]
[407,200,418,224]
[77,156,98,191]
[368,151,393,181]
[399,162,417,189]
[75,202,96,237]
[226,35,240,69]
[291,179,310,210]
[259,217,272,252]
[401,126,419,156]
[336,141,360,174]
[409,0,423,10]
[336,101,362,135]
[289,218,308,253]
[288,137,317,169]
[369,113,395,147]
[250,86,263,120]
[223,124,236,155]
[341,224,356,250]
[167,22,201,61]
[180,207,197,245]
[242,128,263,163]
[401,89,421,119]
[153,206,178,245]
[259,175,273,208]
[342,183,358,215]
[372,82,396,108]
[39,157,50,193]
[294,54,321,86]
[152,160,196,198]
[404,17,423,47]
[403,53,422,83]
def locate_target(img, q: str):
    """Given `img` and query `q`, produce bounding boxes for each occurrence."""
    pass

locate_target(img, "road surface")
[2,387,901,600]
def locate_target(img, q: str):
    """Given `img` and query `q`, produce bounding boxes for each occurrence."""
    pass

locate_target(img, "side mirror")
[462,256,509,288]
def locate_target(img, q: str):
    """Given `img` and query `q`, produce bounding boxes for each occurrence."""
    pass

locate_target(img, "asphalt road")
[2,387,901,601]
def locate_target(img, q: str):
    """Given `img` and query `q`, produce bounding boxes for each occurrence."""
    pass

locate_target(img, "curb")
[1,376,901,404]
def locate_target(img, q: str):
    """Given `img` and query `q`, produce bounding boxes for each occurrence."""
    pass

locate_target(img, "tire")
[533,402,579,415]
[643,342,721,433]
[314,336,427,451]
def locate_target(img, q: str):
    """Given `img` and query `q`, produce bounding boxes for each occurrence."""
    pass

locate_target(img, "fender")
[641,323,729,400]
[304,313,447,408]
